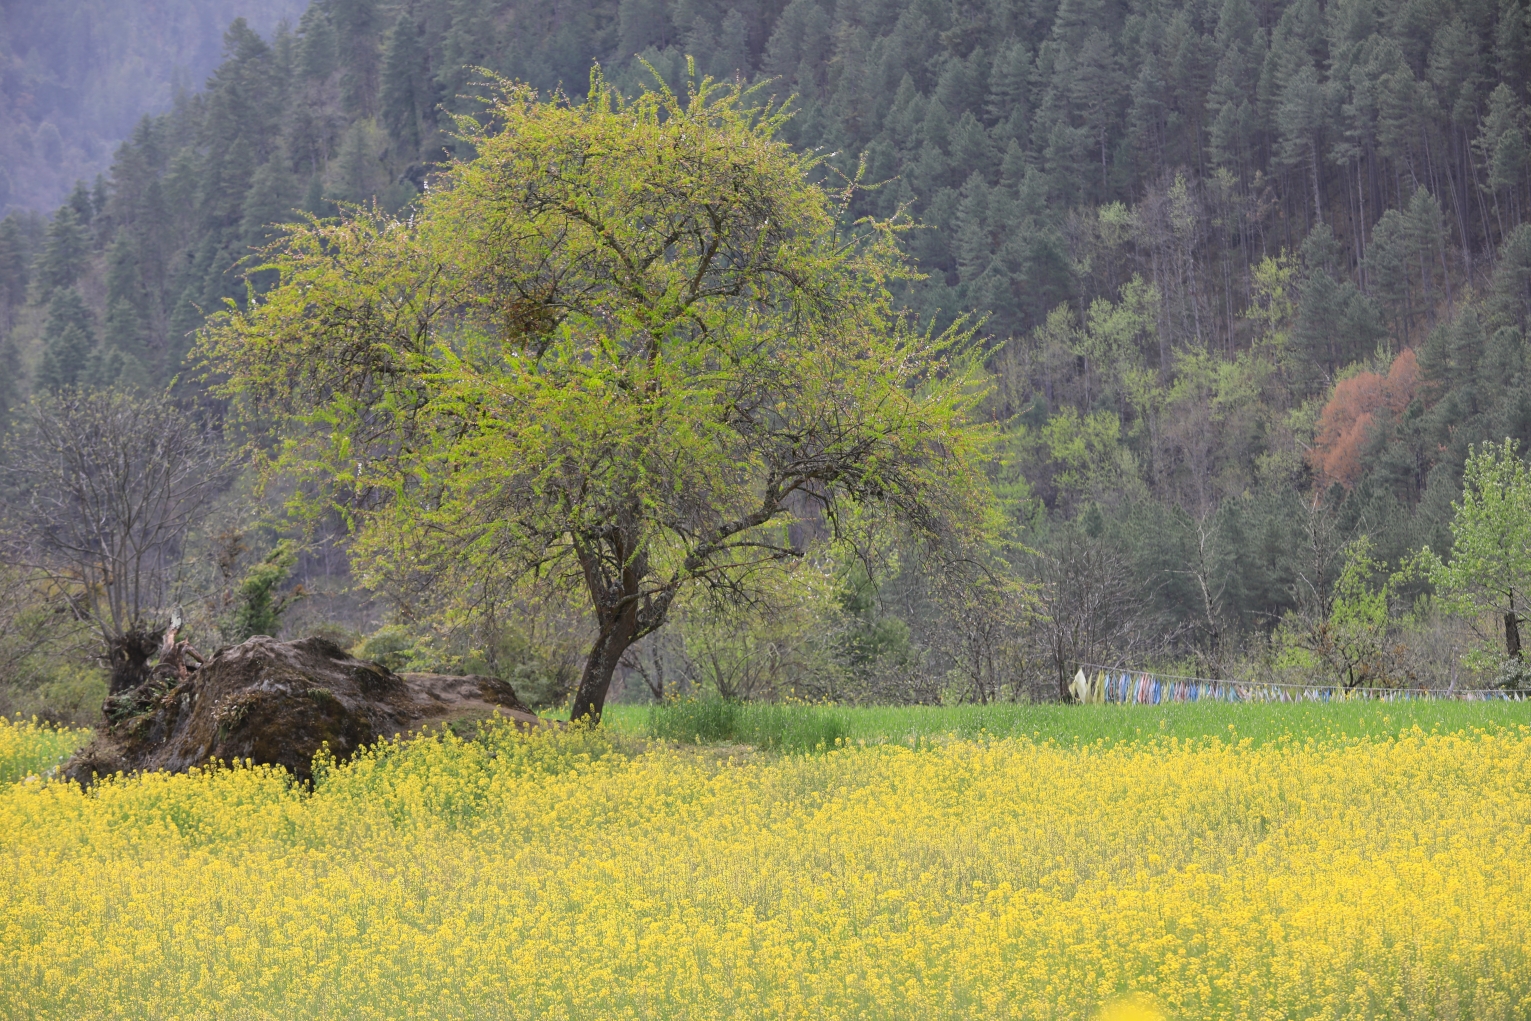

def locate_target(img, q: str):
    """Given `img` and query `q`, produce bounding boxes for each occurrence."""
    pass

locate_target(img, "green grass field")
[603,696,1531,752]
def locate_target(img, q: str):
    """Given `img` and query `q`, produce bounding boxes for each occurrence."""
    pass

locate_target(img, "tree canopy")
[201,71,990,720]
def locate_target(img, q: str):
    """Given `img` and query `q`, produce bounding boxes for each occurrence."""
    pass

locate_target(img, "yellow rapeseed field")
[1,718,1528,1020]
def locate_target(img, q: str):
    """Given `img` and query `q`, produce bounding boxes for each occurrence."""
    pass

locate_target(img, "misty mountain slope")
[0,0,309,213]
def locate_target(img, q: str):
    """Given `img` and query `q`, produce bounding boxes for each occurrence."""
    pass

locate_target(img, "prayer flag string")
[1070,666,1526,704]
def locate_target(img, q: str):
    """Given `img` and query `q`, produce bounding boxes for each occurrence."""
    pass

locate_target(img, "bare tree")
[1030,527,1161,700]
[1174,510,1231,673]
[1288,496,1347,627]
[913,553,1031,704]
[0,389,234,693]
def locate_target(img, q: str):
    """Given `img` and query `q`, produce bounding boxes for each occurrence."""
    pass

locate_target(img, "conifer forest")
[4,0,1531,714]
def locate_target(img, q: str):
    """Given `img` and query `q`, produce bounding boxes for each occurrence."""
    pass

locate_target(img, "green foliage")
[0,562,98,725]
[1271,533,1421,687]
[35,288,95,391]
[14,664,109,727]
[225,540,300,642]
[32,207,89,299]
[350,626,427,673]
[833,564,915,682]
[1324,538,1395,676]
[1427,440,1531,666]
[350,622,579,709]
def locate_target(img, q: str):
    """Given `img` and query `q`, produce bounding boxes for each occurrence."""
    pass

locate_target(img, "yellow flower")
[1098,994,1164,1021]
[0,719,1528,1018]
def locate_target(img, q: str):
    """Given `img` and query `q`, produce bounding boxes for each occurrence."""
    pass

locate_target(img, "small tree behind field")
[224,540,302,642]
[1427,439,1531,668]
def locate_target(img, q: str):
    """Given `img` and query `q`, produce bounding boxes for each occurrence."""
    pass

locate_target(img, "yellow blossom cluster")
[0,717,87,784]
[1,722,1528,1020]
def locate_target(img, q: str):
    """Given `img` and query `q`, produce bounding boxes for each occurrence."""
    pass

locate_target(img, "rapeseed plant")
[2,719,1528,1019]
[0,717,88,784]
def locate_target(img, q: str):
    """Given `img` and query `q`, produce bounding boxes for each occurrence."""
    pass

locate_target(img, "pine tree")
[1213,0,1258,51]
[956,170,994,283]
[104,231,141,317]
[240,159,299,254]
[299,4,339,81]
[91,176,109,220]
[1289,225,1386,384]
[1368,207,1415,339]
[67,180,93,227]
[1427,16,1488,128]
[1068,29,1125,197]
[382,14,434,159]
[330,120,392,206]
[102,298,148,374]
[1476,84,1528,233]
[102,232,151,376]
[1447,306,1488,399]
[1407,187,1450,311]
[1494,0,1530,98]
[1126,53,1169,182]
[949,112,993,176]
[165,290,205,375]
[619,0,672,56]
[1489,224,1531,329]
[1275,63,1329,223]
[712,10,750,80]
[985,40,1033,141]
[34,207,90,298]
[0,215,28,324]
[36,288,96,391]
[333,0,384,117]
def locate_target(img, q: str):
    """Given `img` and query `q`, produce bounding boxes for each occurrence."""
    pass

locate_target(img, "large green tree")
[201,71,989,722]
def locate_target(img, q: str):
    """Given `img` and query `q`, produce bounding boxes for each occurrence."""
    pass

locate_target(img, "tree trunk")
[1310,142,1324,226]
[107,627,165,694]
[1506,611,1522,660]
[569,613,638,724]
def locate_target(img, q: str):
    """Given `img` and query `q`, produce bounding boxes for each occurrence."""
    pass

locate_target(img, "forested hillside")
[4,0,1531,702]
